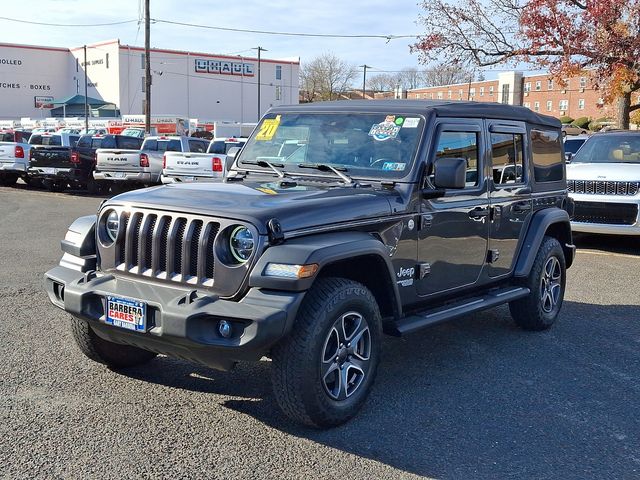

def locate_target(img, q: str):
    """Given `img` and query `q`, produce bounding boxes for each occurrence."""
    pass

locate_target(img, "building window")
[580,77,587,88]
[447,90,452,99]
[141,77,146,93]
[535,81,541,91]
[524,102,530,108]
[459,89,463,99]
[437,91,443,99]
[106,53,109,69]
[534,101,540,112]
[275,65,282,80]
[578,99,585,110]
[430,93,434,99]
[547,79,553,90]
[141,53,145,69]
[275,85,282,101]
[501,84,510,104]
[546,100,553,111]
[559,99,569,111]
[76,58,79,72]
[524,82,531,93]
[479,86,484,96]
[489,85,494,95]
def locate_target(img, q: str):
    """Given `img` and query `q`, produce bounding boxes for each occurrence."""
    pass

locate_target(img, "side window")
[434,131,479,187]
[143,139,157,151]
[77,136,91,148]
[188,140,207,153]
[208,140,225,154]
[490,133,524,185]
[118,137,143,149]
[166,139,182,152]
[531,129,563,183]
[69,135,80,147]
[91,138,103,149]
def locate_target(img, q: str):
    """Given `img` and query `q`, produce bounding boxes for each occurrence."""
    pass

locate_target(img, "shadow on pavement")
[120,301,640,479]
[574,232,639,256]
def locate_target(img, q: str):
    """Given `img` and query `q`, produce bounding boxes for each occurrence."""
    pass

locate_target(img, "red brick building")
[407,70,640,122]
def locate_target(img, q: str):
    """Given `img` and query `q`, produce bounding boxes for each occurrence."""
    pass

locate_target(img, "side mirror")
[225,146,241,172]
[433,157,467,189]
[565,152,573,163]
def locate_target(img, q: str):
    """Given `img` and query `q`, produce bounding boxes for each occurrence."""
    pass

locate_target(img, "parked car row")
[0,131,246,191]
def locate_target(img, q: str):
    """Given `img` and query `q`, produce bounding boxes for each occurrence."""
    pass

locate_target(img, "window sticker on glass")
[382,162,406,171]
[255,115,281,141]
[368,118,401,142]
[402,118,420,128]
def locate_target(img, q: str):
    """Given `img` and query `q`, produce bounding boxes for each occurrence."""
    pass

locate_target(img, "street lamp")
[252,46,268,120]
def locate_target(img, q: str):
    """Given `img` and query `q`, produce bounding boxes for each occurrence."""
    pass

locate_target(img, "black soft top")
[271,99,560,129]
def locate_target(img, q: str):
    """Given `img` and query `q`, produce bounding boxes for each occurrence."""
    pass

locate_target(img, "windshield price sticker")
[369,118,401,142]
[382,162,406,171]
[256,115,281,141]
[402,118,420,128]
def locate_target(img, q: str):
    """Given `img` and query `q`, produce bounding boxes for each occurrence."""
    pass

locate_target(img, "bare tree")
[397,68,423,90]
[299,53,358,102]
[422,62,475,87]
[367,73,397,92]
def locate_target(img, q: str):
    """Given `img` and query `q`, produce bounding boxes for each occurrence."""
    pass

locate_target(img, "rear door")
[486,120,532,278]
[416,119,490,297]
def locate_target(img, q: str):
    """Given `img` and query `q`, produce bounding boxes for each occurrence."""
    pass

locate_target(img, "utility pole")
[83,45,88,131]
[359,65,371,100]
[253,46,267,120]
[144,0,151,133]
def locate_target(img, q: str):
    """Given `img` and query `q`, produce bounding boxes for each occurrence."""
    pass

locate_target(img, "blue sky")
[2,0,426,75]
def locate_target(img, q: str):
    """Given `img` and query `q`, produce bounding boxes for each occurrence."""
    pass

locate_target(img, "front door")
[486,121,532,278]
[417,120,490,297]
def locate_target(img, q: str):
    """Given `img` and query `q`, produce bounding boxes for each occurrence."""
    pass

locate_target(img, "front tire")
[509,236,566,331]
[70,316,157,369]
[271,277,382,428]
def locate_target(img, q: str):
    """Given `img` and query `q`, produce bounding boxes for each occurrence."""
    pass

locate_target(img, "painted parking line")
[577,250,640,260]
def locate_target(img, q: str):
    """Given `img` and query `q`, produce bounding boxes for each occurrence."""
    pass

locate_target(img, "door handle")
[468,207,490,220]
[512,201,531,213]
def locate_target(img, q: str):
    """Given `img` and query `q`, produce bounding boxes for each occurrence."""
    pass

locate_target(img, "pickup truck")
[94,135,210,187]
[0,129,32,186]
[161,137,247,184]
[27,133,81,191]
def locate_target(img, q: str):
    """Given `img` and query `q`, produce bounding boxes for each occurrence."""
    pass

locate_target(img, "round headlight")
[105,210,120,242]
[229,226,254,263]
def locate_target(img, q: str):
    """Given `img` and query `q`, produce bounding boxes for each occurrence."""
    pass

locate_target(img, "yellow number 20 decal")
[255,115,281,141]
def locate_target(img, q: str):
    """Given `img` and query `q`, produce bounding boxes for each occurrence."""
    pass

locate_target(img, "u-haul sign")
[194,59,255,76]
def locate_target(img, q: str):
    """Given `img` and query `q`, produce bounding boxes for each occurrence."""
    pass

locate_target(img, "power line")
[151,18,418,41]
[0,16,137,27]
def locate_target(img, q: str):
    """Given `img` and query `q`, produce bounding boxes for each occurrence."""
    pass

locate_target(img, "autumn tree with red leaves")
[413,0,640,128]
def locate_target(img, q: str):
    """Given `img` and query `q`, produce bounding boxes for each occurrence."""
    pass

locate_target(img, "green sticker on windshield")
[395,117,404,126]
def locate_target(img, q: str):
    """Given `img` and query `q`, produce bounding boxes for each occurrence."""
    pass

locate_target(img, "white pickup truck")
[94,135,210,187]
[0,130,32,186]
[161,137,247,184]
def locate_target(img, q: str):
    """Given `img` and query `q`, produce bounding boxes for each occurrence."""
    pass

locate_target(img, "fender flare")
[513,208,573,277]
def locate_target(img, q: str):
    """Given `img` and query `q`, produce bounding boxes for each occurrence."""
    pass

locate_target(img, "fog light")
[218,320,232,338]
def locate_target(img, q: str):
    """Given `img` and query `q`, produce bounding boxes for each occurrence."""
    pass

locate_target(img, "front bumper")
[93,170,159,183]
[569,194,640,235]
[0,160,27,174]
[45,265,305,370]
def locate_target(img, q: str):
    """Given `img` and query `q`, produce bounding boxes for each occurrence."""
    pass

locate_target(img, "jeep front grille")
[568,180,640,196]
[113,211,220,286]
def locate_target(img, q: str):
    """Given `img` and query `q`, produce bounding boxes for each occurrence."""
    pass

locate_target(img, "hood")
[105,180,400,234]
[567,162,640,181]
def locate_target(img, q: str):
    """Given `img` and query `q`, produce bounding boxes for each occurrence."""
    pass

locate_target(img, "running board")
[388,286,530,336]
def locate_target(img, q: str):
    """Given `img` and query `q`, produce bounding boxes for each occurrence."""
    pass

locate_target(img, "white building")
[0,39,300,122]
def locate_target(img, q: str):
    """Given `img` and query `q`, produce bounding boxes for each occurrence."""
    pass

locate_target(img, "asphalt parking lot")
[1,183,639,480]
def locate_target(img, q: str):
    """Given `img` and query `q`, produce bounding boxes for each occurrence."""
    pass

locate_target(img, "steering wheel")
[369,157,395,168]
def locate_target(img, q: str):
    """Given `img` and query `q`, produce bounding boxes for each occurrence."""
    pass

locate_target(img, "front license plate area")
[105,295,147,332]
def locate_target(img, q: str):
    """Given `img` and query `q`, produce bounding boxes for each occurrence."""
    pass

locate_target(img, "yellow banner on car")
[255,115,281,141]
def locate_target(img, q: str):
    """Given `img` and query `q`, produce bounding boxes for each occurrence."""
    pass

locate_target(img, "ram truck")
[0,129,32,186]
[46,100,575,428]
[27,133,81,191]
[94,135,209,187]
[161,137,247,183]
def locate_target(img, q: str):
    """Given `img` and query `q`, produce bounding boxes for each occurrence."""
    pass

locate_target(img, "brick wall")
[408,80,500,103]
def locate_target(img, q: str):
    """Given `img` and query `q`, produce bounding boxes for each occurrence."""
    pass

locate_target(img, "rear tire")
[271,277,382,428]
[509,236,566,331]
[70,316,157,369]
[0,173,18,186]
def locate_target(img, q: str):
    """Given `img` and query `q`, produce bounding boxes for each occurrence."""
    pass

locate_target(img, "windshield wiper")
[297,163,355,186]
[242,159,286,178]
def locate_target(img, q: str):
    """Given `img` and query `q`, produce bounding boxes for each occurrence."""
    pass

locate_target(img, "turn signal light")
[70,152,80,164]
[212,156,223,172]
[264,263,319,279]
[14,145,24,158]
[140,153,150,167]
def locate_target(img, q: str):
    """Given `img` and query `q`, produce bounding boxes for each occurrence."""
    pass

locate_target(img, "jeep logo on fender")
[397,266,415,278]
[107,157,128,162]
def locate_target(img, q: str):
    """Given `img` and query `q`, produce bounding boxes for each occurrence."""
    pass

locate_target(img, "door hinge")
[487,249,500,263]
[419,214,433,229]
[418,262,431,279]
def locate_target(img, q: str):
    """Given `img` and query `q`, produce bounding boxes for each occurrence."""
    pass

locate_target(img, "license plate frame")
[114,171,126,179]
[105,295,147,332]
[183,176,195,182]
[43,167,57,175]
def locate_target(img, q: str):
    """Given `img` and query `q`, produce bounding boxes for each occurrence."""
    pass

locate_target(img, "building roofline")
[0,42,69,53]
[408,79,499,92]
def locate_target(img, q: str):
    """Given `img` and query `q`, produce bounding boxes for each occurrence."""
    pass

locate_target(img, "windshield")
[564,138,586,155]
[237,113,424,179]
[572,134,640,164]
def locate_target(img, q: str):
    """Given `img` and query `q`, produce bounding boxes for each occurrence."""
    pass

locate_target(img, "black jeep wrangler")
[45,100,575,428]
